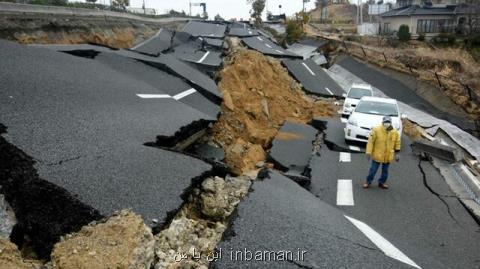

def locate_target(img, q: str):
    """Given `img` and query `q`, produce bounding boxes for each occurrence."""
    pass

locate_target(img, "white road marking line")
[275,49,285,54]
[173,88,197,100]
[136,94,171,99]
[345,216,422,269]
[302,62,316,76]
[131,29,162,50]
[256,36,263,41]
[337,180,354,206]
[265,44,272,48]
[325,87,334,95]
[341,118,348,123]
[349,145,361,151]
[197,51,210,63]
[339,152,351,162]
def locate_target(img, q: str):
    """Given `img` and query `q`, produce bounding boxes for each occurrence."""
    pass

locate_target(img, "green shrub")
[398,24,411,41]
[285,20,303,44]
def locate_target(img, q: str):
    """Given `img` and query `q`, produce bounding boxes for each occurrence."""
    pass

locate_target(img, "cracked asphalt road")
[0,39,213,227]
[213,171,412,269]
[310,120,480,269]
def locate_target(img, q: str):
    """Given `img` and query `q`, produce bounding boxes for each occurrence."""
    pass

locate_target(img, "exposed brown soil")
[402,119,423,141]
[51,210,155,269]
[0,239,41,269]
[306,25,480,117]
[12,27,154,49]
[211,49,334,174]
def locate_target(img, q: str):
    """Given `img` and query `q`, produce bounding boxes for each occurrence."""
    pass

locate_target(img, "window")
[417,19,455,33]
[348,88,373,99]
[355,101,398,116]
[383,23,391,33]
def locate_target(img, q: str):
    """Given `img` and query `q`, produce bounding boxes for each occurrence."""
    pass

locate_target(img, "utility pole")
[142,0,145,15]
[279,4,282,15]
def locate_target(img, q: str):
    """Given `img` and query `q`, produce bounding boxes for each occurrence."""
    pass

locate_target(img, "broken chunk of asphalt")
[94,52,220,118]
[282,59,344,98]
[182,21,227,38]
[311,118,365,153]
[212,170,410,269]
[241,36,300,58]
[192,143,225,163]
[0,39,216,256]
[411,139,463,163]
[116,50,223,102]
[0,127,102,258]
[267,121,317,185]
[132,28,173,56]
[227,27,259,37]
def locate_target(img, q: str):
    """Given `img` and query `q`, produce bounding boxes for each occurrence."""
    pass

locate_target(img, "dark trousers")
[366,160,390,184]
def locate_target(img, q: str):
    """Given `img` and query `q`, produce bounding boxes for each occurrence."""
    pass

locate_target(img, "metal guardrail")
[412,140,464,163]
[0,2,193,23]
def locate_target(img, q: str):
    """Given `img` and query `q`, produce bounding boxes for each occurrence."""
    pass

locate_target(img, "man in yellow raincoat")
[364,116,401,189]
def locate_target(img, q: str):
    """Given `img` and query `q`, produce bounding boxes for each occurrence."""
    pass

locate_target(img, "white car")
[345,96,403,143]
[342,84,373,118]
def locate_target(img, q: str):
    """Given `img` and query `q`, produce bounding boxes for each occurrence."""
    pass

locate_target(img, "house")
[380,0,476,37]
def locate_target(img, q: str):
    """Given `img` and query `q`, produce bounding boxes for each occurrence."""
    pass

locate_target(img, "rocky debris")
[51,210,154,269]
[154,175,252,269]
[225,139,266,175]
[0,239,41,269]
[211,49,334,174]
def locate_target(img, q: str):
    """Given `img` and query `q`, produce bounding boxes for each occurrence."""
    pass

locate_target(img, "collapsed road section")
[0,39,215,257]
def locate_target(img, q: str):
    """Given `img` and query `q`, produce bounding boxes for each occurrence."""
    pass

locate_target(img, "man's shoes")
[378,183,389,189]
[363,182,371,189]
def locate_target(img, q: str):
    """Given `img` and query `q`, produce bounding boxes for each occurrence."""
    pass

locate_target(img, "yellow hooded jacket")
[366,125,401,163]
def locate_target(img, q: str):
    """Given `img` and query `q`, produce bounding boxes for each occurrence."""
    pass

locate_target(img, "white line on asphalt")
[341,118,348,123]
[339,152,351,162]
[302,62,316,76]
[265,44,272,48]
[337,180,354,206]
[349,145,361,151]
[173,88,197,100]
[257,36,263,41]
[325,87,334,95]
[275,49,285,54]
[197,51,210,63]
[136,94,171,99]
[345,216,422,269]
[131,29,162,50]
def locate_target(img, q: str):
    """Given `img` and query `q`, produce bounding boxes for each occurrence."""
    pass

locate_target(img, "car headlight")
[348,117,358,126]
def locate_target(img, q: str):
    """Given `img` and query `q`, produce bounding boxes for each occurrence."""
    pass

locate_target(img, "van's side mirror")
[342,93,347,98]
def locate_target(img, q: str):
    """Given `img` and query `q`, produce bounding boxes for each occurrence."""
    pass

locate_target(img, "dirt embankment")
[211,49,334,174]
[308,28,480,117]
[0,14,185,48]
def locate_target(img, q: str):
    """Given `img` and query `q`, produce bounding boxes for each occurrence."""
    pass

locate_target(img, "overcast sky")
[75,0,317,20]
